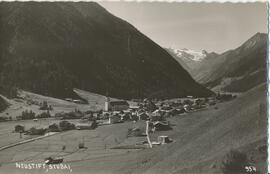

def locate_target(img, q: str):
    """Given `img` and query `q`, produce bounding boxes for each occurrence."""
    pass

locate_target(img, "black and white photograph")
[0,1,268,174]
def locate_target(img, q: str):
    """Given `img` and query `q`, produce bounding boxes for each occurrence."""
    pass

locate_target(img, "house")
[216,93,235,101]
[81,114,95,121]
[73,99,84,104]
[65,98,73,102]
[160,106,173,113]
[121,113,131,121]
[169,108,183,116]
[152,121,171,131]
[76,121,97,130]
[150,110,164,121]
[127,127,145,137]
[109,114,122,124]
[176,108,186,114]
[145,100,157,112]
[105,98,129,111]
[157,136,172,144]
[110,101,129,111]
[150,115,163,121]
[15,116,22,121]
[130,113,139,121]
[129,105,140,110]
[138,112,149,120]
[208,100,216,106]
[183,104,191,112]
[152,109,162,115]
[101,112,110,120]
[131,99,143,103]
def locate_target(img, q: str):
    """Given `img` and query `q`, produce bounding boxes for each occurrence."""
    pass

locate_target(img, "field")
[0,83,267,174]
[0,89,137,120]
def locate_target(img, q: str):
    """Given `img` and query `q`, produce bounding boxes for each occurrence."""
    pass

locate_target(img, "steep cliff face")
[0,2,213,99]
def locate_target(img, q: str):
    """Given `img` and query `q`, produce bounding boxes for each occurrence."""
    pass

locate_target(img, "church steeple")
[105,96,110,111]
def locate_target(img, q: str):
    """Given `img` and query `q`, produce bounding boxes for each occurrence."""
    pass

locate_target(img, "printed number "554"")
[245,166,256,173]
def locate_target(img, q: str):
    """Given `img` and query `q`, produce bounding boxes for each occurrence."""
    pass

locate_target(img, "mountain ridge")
[167,32,267,92]
[166,47,219,77]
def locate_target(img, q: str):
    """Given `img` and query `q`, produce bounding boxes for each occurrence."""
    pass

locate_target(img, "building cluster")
[98,96,222,126]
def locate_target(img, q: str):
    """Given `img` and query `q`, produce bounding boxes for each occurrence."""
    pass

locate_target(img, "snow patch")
[169,48,207,62]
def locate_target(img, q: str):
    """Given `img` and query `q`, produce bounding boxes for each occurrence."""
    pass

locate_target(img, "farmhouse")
[76,121,97,130]
[109,114,121,124]
[73,99,85,104]
[152,121,171,131]
[105,98,129,111]
[121,113,131,121]
[138,112,149,120]
[65,98,73,102]
[129,105,140,110]
[157,136,172,144]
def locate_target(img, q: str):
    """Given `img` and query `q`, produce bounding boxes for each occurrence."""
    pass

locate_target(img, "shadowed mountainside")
[200,33,267,92]
[0,2,213,99]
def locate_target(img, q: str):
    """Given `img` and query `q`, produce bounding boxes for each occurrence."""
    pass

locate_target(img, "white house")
[104,98,129,111]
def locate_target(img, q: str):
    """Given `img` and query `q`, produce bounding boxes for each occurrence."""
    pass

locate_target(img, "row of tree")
[14,120,76,135]
[17,110,51,120]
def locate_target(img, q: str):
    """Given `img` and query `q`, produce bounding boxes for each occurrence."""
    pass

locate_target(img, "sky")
[98,2,267,53]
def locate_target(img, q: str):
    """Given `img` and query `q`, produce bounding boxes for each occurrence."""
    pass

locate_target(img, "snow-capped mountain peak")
[169,48,208,62]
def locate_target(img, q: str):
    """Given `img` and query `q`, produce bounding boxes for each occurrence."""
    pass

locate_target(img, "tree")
[15,125,25,132]
[59,121,75,131]
[39,101,53,110]
[36,111,51,118]
[28,127,46,135]
[48,123,60,132]
[221,150,249,174]
[21,110,35,120]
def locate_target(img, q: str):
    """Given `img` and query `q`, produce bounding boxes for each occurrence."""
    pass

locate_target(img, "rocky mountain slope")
[0,2,213,100]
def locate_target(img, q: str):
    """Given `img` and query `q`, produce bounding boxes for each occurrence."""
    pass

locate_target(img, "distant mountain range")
[166,48,218,77]
[167,33,267,92]
[168,48,209,62]
[0,2,213,99]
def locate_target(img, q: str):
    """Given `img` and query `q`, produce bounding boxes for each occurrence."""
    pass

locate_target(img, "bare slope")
[138,83,267,174]
[0,90,90,119]
[0,88,138,119]
[74,88,137,110]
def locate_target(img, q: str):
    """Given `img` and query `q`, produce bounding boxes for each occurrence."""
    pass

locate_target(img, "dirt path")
[0,132,59,151]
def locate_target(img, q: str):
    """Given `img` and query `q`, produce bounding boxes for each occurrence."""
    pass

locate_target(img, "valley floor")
[0,84,267,174]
